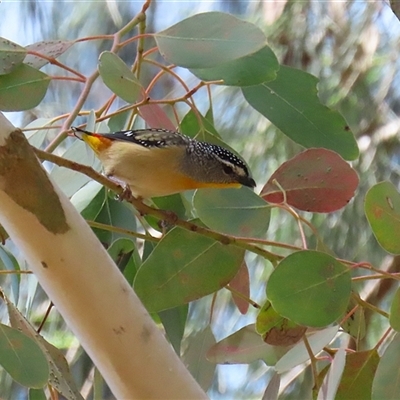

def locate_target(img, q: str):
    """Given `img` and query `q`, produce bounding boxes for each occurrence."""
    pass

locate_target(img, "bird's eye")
[223,165,234,175]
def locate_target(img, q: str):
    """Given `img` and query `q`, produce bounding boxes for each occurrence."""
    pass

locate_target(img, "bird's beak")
[239,176,256,189]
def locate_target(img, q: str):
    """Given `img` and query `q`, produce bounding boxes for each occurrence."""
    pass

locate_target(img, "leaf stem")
[225,285,261,308]
[352,292,389,318]
[303,334,319,392]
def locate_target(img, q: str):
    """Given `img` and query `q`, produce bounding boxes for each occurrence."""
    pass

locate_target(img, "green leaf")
[159,304,188,355]
[29,389,47,400]
[134,226,244,312]
[94,196,137,245]
[336,350,379,400]
[24,40,73,69]
[180,108,221,141]
[3,290,83,399]
[71,181,104,217]
[190,45,279,86]
[0,323,48,388]
[0,245,21,303]
[107,238,137,283]
[0,63,50,111]
[262,148,359,213]
[0,37,26,75]
[155,12,267,69]
[242,65,359,161]
[98,51,142,103]
[107,107,132,132]
[152,193,188,221]
[372,333,400,400]
[207,324,288,366]
[183,327,216,391]
[267,250,351,327]
[390,287,400,332]
[341,298,366,340]
[194,187,269,237]
[365,181,400,254]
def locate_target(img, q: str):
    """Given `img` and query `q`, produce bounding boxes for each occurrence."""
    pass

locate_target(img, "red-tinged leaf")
[206,324,288,366]
[138,103,176,130]
[390,286,400,331]
[262,148,358,213]
[336,350,379,400]
[229,262,250,314]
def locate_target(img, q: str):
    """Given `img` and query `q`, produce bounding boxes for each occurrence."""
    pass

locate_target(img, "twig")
[87,220,159,242]
[303,334,319,391]
[352,292,389,318]
[27,50,86,80]
[34,148,281,264]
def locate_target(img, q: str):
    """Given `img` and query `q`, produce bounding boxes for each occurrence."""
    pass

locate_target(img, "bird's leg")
[105,174,135,202]
[157,210,178,236]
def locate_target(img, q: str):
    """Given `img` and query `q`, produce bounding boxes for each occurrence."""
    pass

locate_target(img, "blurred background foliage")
[1,0,400,398]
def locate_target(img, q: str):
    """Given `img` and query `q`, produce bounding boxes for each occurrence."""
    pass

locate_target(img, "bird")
[72,127,256,199]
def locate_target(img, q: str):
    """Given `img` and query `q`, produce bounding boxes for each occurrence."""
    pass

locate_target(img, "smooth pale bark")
[0,113,207,400]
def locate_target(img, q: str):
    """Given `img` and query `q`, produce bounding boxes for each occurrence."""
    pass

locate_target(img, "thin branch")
[0,270,32,275]
[351,262,400,282]
[37,302,54,333]
[45,5,152,153]
[271,179,307,248]
[234,236,302,251]
[45,70,100,152]
[27,50,86,80]
[352,292,389,318]
[225,285,261,308]
[87,220,159,242]
[303,334,319,391]
[34,148,281,264]
[49,76,85,83]
[374,326,392,351]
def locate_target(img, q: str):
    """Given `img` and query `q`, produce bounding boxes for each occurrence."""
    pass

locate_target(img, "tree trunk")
[0,113,207,400]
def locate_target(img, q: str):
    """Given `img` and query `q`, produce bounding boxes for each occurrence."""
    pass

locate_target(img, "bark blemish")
[141,323,152,343]
[113,326,126,335]
[0,130,69,234]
